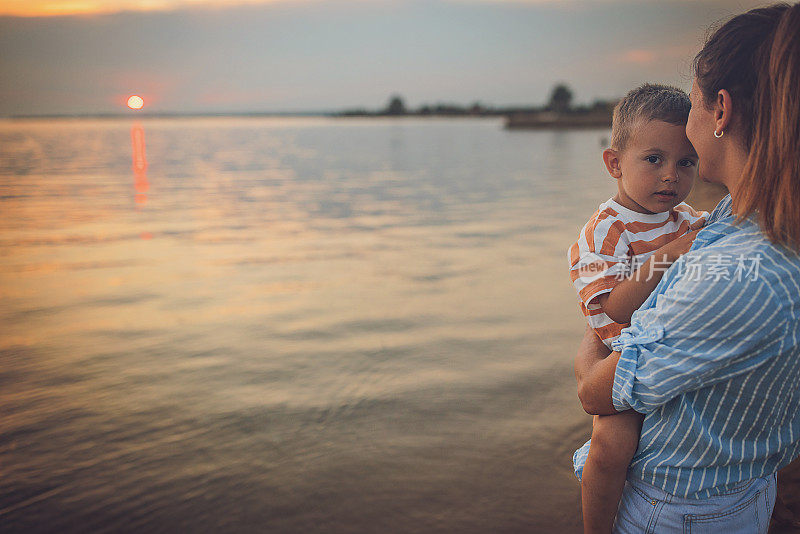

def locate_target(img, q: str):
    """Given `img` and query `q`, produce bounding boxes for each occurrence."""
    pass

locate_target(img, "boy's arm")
[598,229,700,324]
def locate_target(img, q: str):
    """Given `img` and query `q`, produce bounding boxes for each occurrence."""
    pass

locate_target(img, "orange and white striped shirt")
[568,198,708,348]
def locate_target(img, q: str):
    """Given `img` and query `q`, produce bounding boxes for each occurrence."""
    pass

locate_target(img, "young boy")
[568,84,708,533]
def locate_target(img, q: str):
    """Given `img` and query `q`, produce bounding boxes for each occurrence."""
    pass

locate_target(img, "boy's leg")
[580,409,644,534]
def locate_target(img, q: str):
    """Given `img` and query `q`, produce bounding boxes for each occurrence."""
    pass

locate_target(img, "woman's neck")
[719,142,750,206]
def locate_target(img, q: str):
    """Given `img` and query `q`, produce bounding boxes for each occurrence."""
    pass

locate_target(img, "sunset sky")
[0,0,764,115]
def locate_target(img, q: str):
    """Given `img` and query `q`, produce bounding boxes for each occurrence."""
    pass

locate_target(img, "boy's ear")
[602,148,622,179]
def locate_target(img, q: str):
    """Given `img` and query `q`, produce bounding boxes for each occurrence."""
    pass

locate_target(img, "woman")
[574,3,800,532]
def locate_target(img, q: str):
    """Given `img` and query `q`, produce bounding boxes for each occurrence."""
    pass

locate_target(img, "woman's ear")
[715,89,734,134]
[602,148,622,179]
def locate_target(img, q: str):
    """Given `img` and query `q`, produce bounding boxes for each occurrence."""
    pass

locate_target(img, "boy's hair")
[611,83,691,151]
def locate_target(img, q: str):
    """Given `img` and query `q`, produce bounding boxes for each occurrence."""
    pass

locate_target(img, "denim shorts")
[613,473,777,534]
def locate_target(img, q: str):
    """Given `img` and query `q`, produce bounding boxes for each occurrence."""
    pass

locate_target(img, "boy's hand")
[659,229,701,264]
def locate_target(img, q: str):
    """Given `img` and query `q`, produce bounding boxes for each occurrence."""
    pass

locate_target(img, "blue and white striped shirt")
[573,194,800,498]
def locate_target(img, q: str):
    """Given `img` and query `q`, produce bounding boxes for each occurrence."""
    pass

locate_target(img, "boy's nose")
[662,170,678,182]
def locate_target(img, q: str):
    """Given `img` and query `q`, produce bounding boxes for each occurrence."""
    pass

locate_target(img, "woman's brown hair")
[694,2,800,250]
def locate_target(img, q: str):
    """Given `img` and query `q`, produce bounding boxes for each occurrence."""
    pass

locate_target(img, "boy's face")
[607,120,699,214]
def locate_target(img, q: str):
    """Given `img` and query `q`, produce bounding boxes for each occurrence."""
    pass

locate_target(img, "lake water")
[0,117,618,533]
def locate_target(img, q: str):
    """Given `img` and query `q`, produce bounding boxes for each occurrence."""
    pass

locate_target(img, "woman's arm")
[574,325,620,415]
[599,250,786,415]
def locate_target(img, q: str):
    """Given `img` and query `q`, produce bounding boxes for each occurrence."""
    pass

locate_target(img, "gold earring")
[714,129,724,138]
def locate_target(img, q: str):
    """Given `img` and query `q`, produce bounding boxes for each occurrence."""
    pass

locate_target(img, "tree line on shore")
[334,83,616,118]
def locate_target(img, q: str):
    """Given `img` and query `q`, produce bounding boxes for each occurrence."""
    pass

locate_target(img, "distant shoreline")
[2,113,506,120]
[2,111,332,120]
[504,112,611,129]
[3,85,618,128]
[3,111,612,130]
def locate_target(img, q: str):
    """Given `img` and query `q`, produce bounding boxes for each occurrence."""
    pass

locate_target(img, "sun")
[127,95,144,110]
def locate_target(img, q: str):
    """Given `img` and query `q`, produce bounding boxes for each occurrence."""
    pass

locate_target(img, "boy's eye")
[679,159,696,167]
[645,155,661,164]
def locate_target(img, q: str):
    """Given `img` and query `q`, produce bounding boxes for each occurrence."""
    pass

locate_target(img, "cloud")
[0,0,734,17]
[617,43,697,66]
[0,0,310,17]
[443,0,706,4]
[0,0,766,114]
[620,49,657,65]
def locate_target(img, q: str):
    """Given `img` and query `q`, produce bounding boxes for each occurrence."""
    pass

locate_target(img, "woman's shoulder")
[685,218,800,313]
[705,193,733,224]
[697,206,799,259]
[693,218,797,263]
